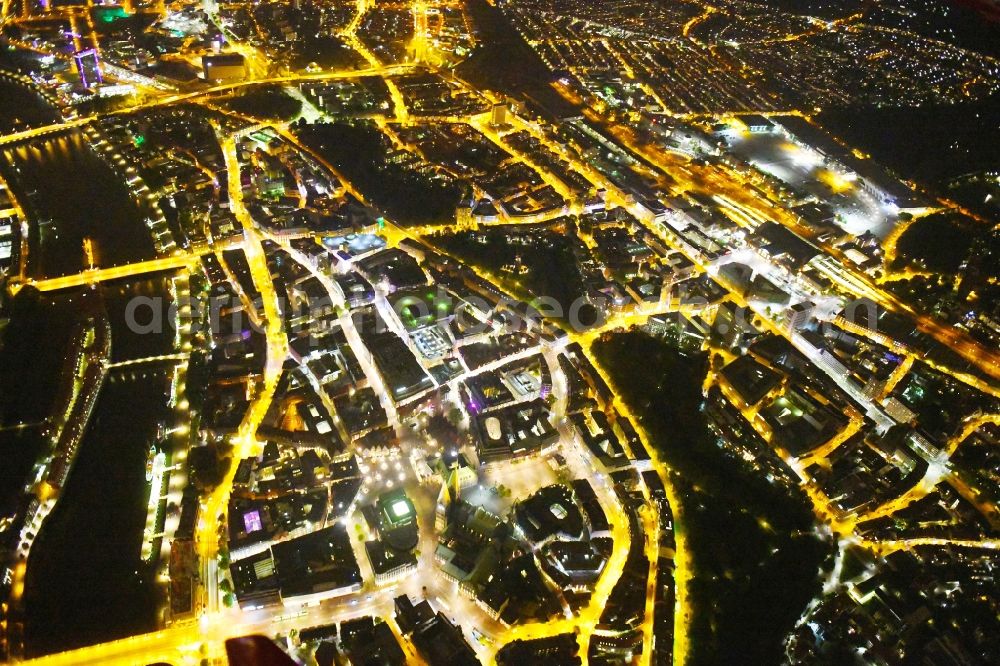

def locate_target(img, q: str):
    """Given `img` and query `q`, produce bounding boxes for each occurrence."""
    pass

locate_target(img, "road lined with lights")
[191,131,292,618]
[4,0,998,664]
[0,63,418,149]
[604,121,1000,385]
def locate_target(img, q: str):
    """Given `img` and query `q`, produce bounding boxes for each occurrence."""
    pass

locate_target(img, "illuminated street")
[0,1,998,665]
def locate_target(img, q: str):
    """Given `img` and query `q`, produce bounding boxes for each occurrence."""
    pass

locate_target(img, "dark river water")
[0,125,157,279]
[18,274,180,657]
[0,78,59,134]
[0,80,181,657]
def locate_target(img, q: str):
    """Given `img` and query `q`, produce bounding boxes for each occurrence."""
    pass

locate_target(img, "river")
[0,125,157,280]
[0,77,182,655]
[19,275,180,657]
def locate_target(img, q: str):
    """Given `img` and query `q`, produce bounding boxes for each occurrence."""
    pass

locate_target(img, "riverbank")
[0,131,157,279]
[19,275,177,656]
